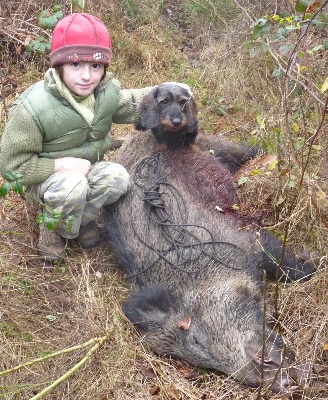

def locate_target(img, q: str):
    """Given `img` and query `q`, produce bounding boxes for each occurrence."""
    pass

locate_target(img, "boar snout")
[245,332,300,393]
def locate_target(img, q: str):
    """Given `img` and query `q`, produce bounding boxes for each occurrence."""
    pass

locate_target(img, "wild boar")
[103,84,315,392]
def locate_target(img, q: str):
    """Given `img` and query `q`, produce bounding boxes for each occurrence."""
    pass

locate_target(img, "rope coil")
[125,153,248,279]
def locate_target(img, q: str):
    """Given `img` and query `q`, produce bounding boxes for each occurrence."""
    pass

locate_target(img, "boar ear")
[135,88,160,131]
[122,284,178,333]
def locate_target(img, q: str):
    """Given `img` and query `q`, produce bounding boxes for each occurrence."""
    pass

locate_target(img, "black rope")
[125,153,248,279]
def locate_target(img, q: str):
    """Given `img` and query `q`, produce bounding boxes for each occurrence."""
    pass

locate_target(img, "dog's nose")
[172,118,182,127]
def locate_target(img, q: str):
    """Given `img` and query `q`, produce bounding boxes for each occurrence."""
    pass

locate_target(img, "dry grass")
[1,186,327,399]
[1,1,328,399]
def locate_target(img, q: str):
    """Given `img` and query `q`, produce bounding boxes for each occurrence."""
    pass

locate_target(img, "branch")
[29,328,115,400]
[0,329,115,399]
[268,47,325,106]
[0,337,103,377]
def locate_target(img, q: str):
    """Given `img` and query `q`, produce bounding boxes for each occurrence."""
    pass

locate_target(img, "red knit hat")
[49,13,111,67]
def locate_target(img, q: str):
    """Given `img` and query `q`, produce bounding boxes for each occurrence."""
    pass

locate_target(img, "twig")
[267,47,325,106]
[255,270,267,399]
[232,0,256,25]
[28,328,115,400]
[0,329,115,399]
[0,336,105,377]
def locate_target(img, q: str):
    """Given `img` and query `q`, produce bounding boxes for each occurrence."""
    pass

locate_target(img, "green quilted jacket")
[0,68,152,186]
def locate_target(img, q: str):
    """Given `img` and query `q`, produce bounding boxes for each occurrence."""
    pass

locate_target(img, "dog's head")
[135,83,198,147]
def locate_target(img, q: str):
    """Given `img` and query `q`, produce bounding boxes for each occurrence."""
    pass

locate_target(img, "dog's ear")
[185,96,199,144]
[188,96,199,118]
[135,88,159,131]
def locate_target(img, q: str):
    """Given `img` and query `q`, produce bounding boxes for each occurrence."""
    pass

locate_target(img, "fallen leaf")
[299,327,315,341]
[310,381,328,392]
[149,386,160,395]
[313,363,327,374]
[25,34,32,46]
[140,365,156,379]
[321,76,328,93]
[279,167,290,177]
[316,190,326,200]
[255,154,278,167]
[180,368,200,380]
[249,168,262,176]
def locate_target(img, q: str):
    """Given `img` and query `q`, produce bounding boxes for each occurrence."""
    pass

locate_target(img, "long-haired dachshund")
[135,83,199,147]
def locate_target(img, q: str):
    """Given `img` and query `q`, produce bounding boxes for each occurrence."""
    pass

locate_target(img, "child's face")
[61,62,105,96]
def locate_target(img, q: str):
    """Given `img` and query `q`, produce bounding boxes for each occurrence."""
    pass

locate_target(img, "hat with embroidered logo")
[49,13,111,67]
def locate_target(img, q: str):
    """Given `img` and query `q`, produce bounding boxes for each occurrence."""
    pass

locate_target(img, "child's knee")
[113,164,130,194]
[90,162,130,192]
[44,170,88,204]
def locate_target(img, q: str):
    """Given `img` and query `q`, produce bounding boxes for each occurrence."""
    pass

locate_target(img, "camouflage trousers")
[26,161,130,238]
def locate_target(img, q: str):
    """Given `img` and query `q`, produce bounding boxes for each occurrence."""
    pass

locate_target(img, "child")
[0,13,185,263]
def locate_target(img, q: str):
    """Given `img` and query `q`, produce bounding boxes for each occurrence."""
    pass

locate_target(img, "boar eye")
[254,354,277,367]
[191,334,205,349]
[263,358,276,366]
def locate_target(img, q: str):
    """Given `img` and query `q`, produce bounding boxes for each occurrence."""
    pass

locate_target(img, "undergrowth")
[0,0,327,399]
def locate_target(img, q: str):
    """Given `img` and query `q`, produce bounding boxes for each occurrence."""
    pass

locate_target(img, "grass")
[1,0,328,399]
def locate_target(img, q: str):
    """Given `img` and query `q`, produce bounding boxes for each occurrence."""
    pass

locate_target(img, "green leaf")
[26,37,51,54]
[53,9,64,20]
[11,180,24,194]
[285,24,300,30]
[36,214,48,224]
[37,10,58,29]
[72,0,86,10]
[244,41,269,57]
[52,5,64,20]
[65,215,75,232]
[279,45,291,54]
[272,14,281,22]
[309,44,324,53]
[238,176,248,186]
[276,27,286,38]
[0,182,10,197]
[321,77,328,92]
[311,19,328,28]
[249,169,261,176]
[256,113,265,128]
[295,0,309,14]
[252,18,270,38]
[45,314,57,322]
[45,219,56,230]
[294,137,305,150]
[272,68,283,78]
[3,170,19,182]
[52,4,62,12]
[268,159,279,170]
[52,209,62,219]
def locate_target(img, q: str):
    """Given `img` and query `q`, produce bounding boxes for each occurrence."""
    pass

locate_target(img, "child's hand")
[55,157,91,176]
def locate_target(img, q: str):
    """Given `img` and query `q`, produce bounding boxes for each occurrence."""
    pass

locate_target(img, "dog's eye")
[179,99,188,107]
[159,99,168,105]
